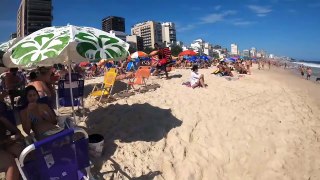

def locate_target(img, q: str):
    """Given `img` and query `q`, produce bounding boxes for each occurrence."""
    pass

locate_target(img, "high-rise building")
[126,35,143,51]
[109,30,127,42]
[250,47,256,57]
[131,21,162,49]
[102,16,125,32]
[243,49,250,57]
[231,43,238,55]
[161,22,176,47]
[176,41,183,46]
[10,33,17,39]
[17,0,53,37]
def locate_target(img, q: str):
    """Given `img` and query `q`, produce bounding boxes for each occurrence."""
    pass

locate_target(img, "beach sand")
[81,65,320,179]
[2,65,320,180]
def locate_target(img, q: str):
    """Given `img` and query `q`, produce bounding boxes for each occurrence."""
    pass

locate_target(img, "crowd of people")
[0,65,72,180]
[1,43,319,179]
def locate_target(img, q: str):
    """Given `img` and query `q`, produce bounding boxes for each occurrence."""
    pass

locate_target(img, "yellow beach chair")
[90,68,117,102]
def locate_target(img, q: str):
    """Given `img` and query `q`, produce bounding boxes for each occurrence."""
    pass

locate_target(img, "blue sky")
[1,0,320,60]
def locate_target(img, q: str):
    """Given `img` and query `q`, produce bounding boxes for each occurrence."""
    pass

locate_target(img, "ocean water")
[291,60,320,81]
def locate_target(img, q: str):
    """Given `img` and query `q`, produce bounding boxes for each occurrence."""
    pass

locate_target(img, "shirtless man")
[299,66,305,78]
[245,60,251,75]
[306,67,312,80]
[4,68,24,109]
[28,72,52,98]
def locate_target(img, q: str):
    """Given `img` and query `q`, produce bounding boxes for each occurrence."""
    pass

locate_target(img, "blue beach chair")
[57,79,84,109]
[15,128,91,180]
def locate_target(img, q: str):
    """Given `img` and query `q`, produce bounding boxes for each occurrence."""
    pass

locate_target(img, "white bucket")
[88,134,104,157]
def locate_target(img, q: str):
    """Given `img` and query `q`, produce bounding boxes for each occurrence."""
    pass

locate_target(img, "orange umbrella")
[179,50,197,56]
[130,51,147,58]
[127,51,148,62]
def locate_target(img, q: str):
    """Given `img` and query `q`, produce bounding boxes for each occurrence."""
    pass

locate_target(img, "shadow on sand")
[169,74,182,79]
[86,103,182,179]
[87,103,182,143]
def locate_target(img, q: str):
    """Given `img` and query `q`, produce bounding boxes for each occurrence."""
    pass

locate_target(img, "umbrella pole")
[68,63,76,124]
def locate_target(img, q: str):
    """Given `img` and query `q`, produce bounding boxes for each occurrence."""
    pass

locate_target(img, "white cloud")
[257,13,268,17]
[247,5,272,17]
[308,2,320,8]
[214,5,222,11]
[200,10,237,24]
[288,9,296,13]
[233,21,255,26]
[177,24,196,32]
[190,7,202,11]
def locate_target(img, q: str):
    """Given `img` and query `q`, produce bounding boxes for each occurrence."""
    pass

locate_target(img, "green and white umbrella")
[0,37,22,68]
[4,25,129,67]
[0,37,22,52]
[4,25,129,120]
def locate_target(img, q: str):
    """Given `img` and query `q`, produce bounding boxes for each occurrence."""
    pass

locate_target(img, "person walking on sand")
[299,66,305,78]
[245,60,251,75]
[268,60,271,70]
[261,60,265,70]
[306,67,312,80]
[190,65,206,88]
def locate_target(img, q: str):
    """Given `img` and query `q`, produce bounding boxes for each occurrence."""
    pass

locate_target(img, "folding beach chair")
[57,78,85,111]
[90,68,117,102]
[15,128,91,180]
[127,66,151,91]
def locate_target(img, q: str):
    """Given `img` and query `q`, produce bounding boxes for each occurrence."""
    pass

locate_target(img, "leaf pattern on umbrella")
[75,31,128,60]
[11,33,70,66]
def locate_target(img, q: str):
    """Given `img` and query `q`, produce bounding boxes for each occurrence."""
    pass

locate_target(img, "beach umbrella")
[179,50,197,56]
[79,61,90,67]
[4,25,129,120]
[130,51,147,59]
[199,55,209,61]
[0,37,22,52]
[4,25,129,67]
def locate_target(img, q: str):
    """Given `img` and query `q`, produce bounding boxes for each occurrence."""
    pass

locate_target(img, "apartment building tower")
[17,0,53,37]
[161,22,176,47]
[102,16,125,32]
[131,21,162,49]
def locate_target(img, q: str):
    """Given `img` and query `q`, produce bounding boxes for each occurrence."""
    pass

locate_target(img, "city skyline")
[1,0,320,60]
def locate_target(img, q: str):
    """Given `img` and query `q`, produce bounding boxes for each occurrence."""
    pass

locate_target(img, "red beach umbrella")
[179,50,197,56]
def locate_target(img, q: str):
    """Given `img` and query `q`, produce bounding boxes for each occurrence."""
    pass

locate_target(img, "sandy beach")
[2,65,320,180]
[76,65,320,180]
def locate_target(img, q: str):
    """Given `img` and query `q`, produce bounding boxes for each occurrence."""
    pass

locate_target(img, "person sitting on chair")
[20,85,62,140]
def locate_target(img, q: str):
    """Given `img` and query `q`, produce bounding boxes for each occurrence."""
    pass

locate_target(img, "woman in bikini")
[20,85,62,140]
